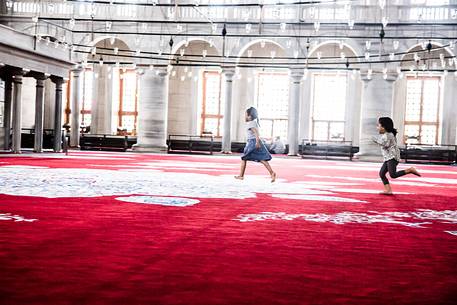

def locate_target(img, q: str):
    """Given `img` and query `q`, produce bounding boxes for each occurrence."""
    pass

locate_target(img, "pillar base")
[221,151,232,154]
[132,144,168,153]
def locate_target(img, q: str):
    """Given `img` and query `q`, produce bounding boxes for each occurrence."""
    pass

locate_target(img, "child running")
[372,117,421,195]
[235,107,277,183]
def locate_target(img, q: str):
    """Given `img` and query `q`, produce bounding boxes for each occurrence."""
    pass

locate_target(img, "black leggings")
[379,159,407,185]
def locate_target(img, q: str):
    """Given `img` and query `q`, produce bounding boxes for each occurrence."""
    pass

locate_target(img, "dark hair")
[246,107,259,120]
[378,117,397,136]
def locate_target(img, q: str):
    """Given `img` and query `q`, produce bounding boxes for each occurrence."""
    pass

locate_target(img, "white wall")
[441,75,457,145]
[0,80,4,148]
[44,79,56,130]
[393,77,407,144]
[167,40,218,136]
[21,77,35,129]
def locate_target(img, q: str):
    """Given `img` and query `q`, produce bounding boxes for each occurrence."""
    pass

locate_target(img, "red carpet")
[0,151,456,305]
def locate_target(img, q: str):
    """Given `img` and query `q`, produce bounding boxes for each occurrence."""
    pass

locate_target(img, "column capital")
[26,71,48,81]
[221,67,236,75]
[71,65,84,76]
[0,66,21,82]
[135,68,146,76]
[289,68,305,82]
[12,74,23,83]
[50,75,65,86]
[383,73,398,82]
[152,66,169,77]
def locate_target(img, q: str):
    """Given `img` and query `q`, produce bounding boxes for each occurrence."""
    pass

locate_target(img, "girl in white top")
[372,117,421,195]
[235,107,277,182]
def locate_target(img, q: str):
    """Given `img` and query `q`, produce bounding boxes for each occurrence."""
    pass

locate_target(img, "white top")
[246,120,259,140]
[373,132,401,162]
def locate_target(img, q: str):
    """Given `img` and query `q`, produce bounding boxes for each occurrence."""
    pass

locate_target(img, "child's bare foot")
[408,167,421,177]
[234,176,244,180]
[271,172,277,183]
[379,191,393,195]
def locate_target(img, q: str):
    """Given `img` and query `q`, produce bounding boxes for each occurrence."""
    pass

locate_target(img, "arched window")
[404,76,441,144]
[311,72,346,141]
[81,68,93,127]
[117,69,138,134]
[200,71,223,136]
[255,71,289,140]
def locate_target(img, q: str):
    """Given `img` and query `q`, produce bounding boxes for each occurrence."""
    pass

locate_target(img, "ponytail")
[378,117,397,136]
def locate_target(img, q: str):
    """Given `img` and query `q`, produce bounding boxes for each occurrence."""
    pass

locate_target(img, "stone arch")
[401,41,455,68]
[237,39,286,59]
[309,40,360,59]
[171,38,220,56]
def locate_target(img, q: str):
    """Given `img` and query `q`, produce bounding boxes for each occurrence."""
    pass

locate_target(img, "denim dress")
[241,120,272,162]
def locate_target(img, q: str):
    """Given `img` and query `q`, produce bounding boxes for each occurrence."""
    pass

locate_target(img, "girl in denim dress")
[235,107,276,182]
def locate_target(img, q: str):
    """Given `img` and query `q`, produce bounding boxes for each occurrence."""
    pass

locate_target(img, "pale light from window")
[312,73,346,141]
[81,69,93,127]
[118,70,138,133]
[200,71,222,136]
[255,72,289,140]
[404,76,441,145]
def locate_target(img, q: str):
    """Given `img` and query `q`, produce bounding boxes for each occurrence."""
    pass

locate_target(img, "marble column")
[133,67,169,152]
[3,78,13,150]
[344,71,362,145]
[357,73,396,160]
[298,71,312,143]
[288,68,304,156]
[441,74,457,145]
[33,74,47,152]
[11,74,23,154]
[221,68,235,153]
[70,67,83,147]
[91,65,114,134]
[52,76,64,152]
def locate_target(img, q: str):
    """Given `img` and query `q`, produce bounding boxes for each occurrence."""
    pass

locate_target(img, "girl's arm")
[372,134,392,148]
[251,127,261,148]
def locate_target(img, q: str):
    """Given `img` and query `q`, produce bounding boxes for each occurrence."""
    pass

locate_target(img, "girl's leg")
[387,160,421,179]
[260,160,276,182]
[379,162,392,194]
[387,159,407,179]
[235,160,247,180]
[405,167,421,176]
[382,183,393,194]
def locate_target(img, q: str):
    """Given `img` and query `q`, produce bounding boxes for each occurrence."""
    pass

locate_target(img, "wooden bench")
[400,144,457,165]
[208,141,247,153]
[300,139,358,161]
[80,134,128,152]
[167,135,215,155]
[20,128,56,149]
[167,135,249,155]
